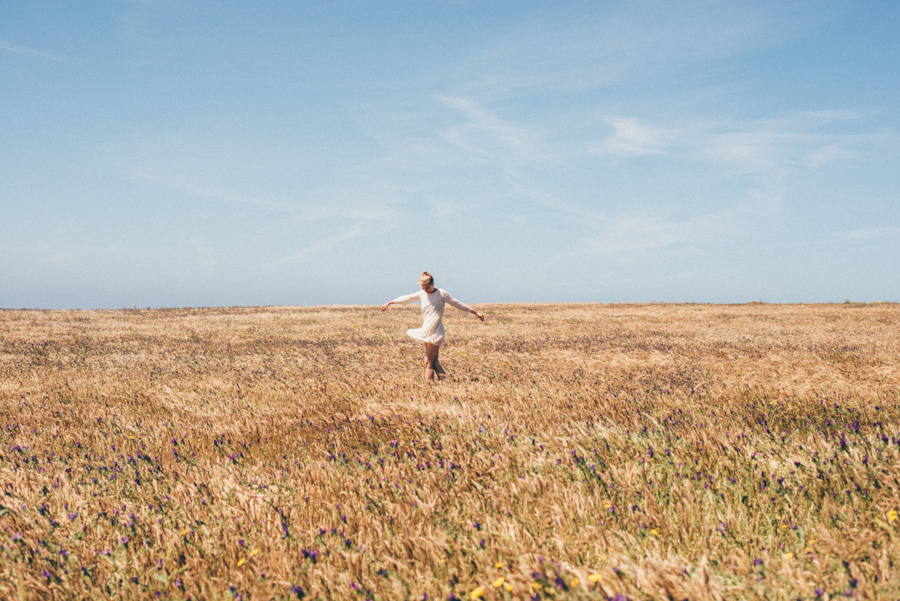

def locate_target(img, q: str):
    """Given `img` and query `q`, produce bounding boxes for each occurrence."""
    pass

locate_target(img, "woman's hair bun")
[419,271,434,285]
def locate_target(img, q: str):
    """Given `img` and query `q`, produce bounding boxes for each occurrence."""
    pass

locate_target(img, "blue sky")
[2,1,899,309]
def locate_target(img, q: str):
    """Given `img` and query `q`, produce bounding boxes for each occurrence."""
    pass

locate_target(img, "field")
[1,303,899,600]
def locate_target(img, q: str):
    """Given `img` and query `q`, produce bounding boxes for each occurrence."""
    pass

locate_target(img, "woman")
[381,271,485,381]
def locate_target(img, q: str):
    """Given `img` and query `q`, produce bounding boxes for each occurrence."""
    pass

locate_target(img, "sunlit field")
[1,303,899,600]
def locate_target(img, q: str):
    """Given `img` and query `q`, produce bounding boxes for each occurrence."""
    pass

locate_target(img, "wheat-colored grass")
[1,303,899,600]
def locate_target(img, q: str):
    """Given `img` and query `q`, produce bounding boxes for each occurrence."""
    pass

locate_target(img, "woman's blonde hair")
[419,271,434,286]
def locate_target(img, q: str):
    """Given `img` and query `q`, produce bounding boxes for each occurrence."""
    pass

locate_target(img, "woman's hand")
[380,302,392,312]
[472,310,486,322]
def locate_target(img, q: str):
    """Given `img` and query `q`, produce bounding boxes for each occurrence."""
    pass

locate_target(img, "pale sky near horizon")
[3,1,899,309]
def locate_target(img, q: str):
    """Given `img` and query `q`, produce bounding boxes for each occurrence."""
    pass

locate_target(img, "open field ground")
[1,303,899,600]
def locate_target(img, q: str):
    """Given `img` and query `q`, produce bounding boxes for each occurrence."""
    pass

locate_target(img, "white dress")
[390,288,474,346]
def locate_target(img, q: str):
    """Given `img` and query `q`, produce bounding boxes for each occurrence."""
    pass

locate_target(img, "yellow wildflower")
[503,583,513,592]
[783,552,794,560]
[180,529,190,536]
[492,577,505,588]
[470,586,484,599]
[249,548,260,557]
[237,557,246,567]
[588,573,602,583]
[570,578,580,587]
[649,528,660,537]
[494,562,504,569]
[531,582,542,592]
[888,510,898,522]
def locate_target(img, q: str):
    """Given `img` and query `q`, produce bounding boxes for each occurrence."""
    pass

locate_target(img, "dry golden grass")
[1,303,899,600]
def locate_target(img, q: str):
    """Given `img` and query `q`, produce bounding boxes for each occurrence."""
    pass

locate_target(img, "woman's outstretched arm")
[442,291,486,322]
[381,292,420,312]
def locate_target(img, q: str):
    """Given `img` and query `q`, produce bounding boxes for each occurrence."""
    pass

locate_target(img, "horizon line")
[2,300,897,312]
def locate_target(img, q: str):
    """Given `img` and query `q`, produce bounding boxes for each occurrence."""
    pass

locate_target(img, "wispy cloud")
[685,117,879,174]
[437,95,550,163]
[450,1,823,99]
[265,222,370,269]
[108,132,402,223]
[574,212,729,258]
[153,177,296,213]
[839,226,900,241]
[584,109,889,175]
[587,117,671,156]
[0,40,63,61]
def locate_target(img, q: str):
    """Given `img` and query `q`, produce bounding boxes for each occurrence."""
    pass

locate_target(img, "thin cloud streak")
[0,40,63,61]
[450,1,820,99]
[107,133,405,224]
[155,177,296,213]
[840,227,900,241]
[572,212,730,258]
[265,222,369,270]
[587,117,671,156]
[584,110,892,174]
[437,95,552,163]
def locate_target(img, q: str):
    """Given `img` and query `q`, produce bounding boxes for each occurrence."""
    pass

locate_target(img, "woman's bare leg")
[433,347,447,379]
[424,343,439,381]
